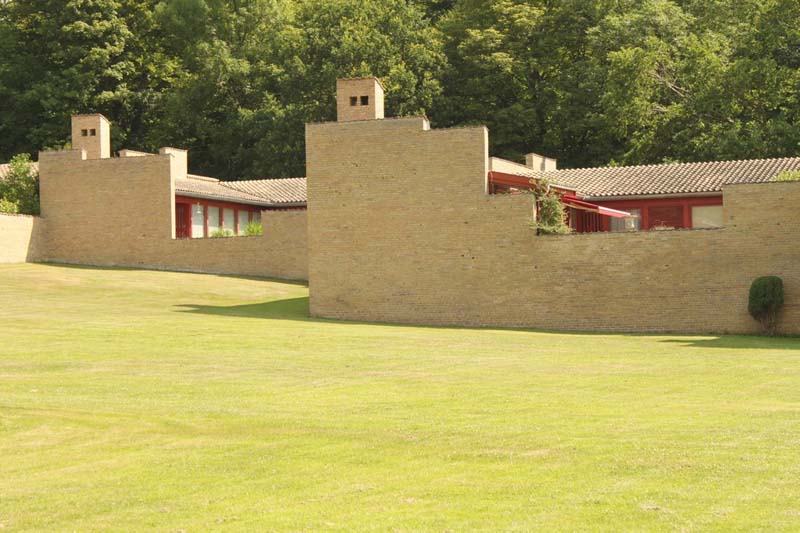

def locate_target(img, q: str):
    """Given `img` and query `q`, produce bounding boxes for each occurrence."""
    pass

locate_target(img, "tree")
[0,0,176,160]
[147,0,446,179]
[0,153,39,215]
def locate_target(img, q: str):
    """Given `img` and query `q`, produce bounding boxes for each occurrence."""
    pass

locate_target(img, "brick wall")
[38,150,307,280]
[306,117,800,334]
[0,213,45,263]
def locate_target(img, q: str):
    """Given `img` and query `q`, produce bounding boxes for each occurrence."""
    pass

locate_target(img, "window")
[610,208,641,232]
[81,129,88,137]
[207,206,220,234]
[191,204,205,238]
[360,95,369,105]
[223,208,235,233]
[89,129,96,136]
[252,210,261,224]
[237,210,249,235]
[350,96,358,106]
[692,205,723,228]
[648,206,683,229]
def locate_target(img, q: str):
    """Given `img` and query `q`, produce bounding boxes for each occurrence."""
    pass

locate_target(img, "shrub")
[748,276,784,335]
[210,228,234,238]
[530,179,570,235]
[0,198,19,214]
[243,222,263,236]
[774,170,800,182]
[0,153,39,215]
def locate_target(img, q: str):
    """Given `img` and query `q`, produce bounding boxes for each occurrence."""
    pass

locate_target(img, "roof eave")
[582,191,724,202]
[175,191,277,207]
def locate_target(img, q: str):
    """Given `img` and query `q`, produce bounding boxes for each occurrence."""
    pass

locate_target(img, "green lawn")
[1,264,799,531]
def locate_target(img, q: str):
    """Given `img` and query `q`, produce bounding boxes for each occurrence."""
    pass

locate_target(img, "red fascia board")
[562,195,631,218]
[488,171,577,196]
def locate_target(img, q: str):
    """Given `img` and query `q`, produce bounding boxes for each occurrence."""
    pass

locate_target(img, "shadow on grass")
[37,262,308,287]
[660,336,800,350]
[175,296,800,349]
[176,297,311,320]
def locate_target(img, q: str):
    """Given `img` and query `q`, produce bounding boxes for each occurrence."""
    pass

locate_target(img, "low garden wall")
[0,213,45,264]
[37,150,307,281]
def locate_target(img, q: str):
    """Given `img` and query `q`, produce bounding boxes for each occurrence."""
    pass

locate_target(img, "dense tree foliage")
[0,153,39,214]
[1,0,799,179]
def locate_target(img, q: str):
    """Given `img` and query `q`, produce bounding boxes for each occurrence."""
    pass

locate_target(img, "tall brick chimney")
[336,77,385,122]
[71,114,111,160]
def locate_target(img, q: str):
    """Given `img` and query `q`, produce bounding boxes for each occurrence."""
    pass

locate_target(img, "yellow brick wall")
[0,213,45,263]
[38,150,307,280]
[306,117,800,334]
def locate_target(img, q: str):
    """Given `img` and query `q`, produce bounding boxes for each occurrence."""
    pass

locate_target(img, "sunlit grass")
[0,263,799,530]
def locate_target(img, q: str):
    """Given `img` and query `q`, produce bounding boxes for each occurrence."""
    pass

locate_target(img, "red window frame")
[175,195,261,238]
[594,196,723,232]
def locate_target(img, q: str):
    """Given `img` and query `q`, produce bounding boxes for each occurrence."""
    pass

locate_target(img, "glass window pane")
[610,208,641,232]
[692,205,723,228]
[208,206,220,234]
[191,204,205,238]
[648,206,683,229]
[224,208,235,233]
[238,210,249,235]
[253,210,261,224]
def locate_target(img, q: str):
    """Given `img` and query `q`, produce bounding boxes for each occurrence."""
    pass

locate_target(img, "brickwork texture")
[306,117,800,334]
[0,213,45,263]
[37,150,307,280]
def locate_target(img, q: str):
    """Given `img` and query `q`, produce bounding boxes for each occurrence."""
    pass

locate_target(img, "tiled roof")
[175,178,276,206]
[223,178,306,204]
[176,176,307,206]
[543,157,800,199]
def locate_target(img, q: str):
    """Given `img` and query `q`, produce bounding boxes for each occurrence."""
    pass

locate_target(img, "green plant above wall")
[243,222,263,236]
[774,171,800,182]
[0,153,39,215]
[529,179,571,235]
[748,276,784,336]
[210,229,234,238]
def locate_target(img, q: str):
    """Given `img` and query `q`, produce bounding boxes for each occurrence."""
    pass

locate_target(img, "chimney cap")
[336,76,385,91]
[71,113,111,123]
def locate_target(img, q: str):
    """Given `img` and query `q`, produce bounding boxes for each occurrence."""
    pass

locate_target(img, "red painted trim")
[175,195,266,238]
[562,195,630,218]
[488,171,577,196]
[594,196,722,231]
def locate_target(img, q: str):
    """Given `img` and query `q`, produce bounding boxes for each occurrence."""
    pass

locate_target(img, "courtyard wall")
[38,150,307,280]
[0,213,45,264]
[306,117,800,334]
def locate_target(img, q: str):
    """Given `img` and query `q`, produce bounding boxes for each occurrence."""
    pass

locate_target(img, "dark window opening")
[350,96,358,106]
[81,129,88,137]
[90,129,96,136]
[360,95,369,106]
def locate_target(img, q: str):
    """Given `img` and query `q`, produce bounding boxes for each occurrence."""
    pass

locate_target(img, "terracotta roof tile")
[223,178,306,204]
[543,157,800,198]
[175,178,275,206]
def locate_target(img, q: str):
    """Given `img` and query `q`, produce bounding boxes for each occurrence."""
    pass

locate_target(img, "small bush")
[748,276,784,335]
[530,179,570,235]
[774,170,800,182]
[0,198,19,214]
[210,228,234,238]
[0,153,39,215]
[243,222,263,236]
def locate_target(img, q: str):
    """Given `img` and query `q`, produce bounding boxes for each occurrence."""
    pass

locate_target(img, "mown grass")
[0,263,799,531]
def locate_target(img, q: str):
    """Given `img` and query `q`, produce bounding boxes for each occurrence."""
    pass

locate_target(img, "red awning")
[562,196,631,219]
[487,171,632,218]
[487,171,578,196]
